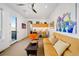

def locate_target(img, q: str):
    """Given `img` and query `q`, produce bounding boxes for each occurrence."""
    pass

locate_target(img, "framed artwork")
[50,21,54,28]
[36,21,40,24]
[22,23,26,29]
[44,22,47,24]
[28,21,33,24]
[56,12,77,34]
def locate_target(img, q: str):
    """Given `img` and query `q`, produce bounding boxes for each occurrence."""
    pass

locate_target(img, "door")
[11,16,17,41]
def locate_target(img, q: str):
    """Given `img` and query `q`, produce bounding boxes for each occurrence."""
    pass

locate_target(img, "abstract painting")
[56,12,77,34]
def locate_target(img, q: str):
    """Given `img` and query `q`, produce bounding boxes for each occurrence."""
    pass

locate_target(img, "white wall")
[49,3,79,41]
[8,7,27,42]
[0,4,27,52]
[17,16,27,41]
[77,4,79,38]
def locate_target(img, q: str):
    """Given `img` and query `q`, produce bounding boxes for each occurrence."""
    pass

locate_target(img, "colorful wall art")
[56,12,77,33]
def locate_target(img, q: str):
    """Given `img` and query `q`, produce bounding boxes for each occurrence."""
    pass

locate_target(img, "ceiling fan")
[17,3,37,13]
[31,3,37,13]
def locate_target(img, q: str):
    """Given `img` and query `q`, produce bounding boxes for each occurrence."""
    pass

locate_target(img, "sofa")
[43,32,79,56]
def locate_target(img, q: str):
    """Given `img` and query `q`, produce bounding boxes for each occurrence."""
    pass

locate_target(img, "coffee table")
[25,43,38,56]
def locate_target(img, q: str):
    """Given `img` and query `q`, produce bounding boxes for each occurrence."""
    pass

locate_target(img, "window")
[11,16,17,40]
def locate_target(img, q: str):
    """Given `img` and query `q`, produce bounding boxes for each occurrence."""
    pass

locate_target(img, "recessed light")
[45,5,48,8]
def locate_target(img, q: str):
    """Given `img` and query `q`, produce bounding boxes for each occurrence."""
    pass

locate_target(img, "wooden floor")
[0,38,44,56]
[37,39,44,56]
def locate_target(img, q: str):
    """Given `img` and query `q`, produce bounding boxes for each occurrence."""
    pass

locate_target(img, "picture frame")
[56,12,77,34]
[50,21,54,29]
[22,23,26,29]
[36,21,39,24]
[28,21,33,24]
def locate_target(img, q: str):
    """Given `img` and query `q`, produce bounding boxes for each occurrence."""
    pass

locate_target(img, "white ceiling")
[6,3,58,19]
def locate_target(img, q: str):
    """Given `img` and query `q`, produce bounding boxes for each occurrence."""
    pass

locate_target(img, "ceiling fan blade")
[31,3,37,13]
[32,9,37,13]
[32,3,34,8]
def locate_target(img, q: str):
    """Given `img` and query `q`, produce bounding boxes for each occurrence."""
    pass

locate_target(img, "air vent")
[17,4,25,6]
